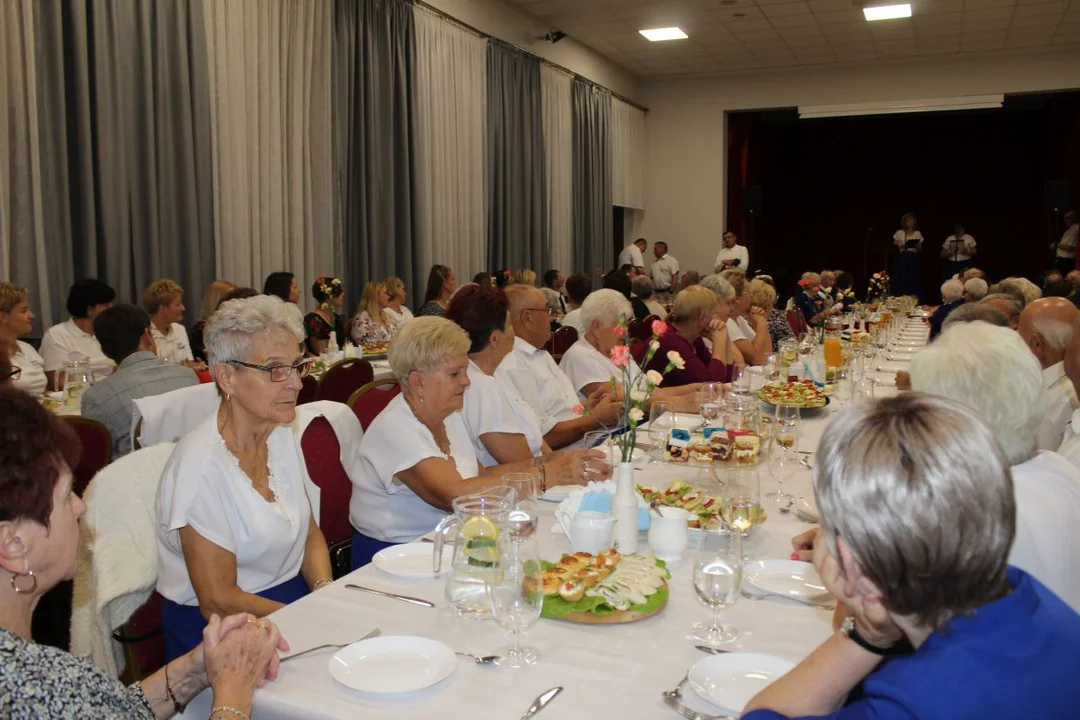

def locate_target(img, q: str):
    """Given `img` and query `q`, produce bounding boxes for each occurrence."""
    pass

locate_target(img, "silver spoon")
[455,651,500,665]
[695,644,733,655]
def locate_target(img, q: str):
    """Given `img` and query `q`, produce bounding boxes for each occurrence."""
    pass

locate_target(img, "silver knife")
[344,584,435,608]
[520,686,563,719]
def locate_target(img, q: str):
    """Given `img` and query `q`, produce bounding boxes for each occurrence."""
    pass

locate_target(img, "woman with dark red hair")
[446,284,600,479]
[0,387,288,719]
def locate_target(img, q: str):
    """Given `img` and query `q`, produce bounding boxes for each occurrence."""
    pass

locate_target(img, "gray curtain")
[334,0,419,310]
[486,41,548,275]
[572,78,613,279]
[25,0,214,326]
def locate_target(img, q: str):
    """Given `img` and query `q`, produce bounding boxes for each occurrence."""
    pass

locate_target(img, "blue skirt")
[351,530,399,571]
[162,574,309,662]
[892,252,922,299]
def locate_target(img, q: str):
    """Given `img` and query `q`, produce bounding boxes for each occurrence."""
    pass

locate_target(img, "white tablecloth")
[183,322,927,720]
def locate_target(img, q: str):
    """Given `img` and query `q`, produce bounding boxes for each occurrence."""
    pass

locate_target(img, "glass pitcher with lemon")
[432,489,512,619]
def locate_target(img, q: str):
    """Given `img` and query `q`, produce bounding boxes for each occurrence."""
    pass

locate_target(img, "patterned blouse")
[349,311,396,346]
[304,311,346,353]
[0,626,154,719]
[416,300,446,318]
[766,309,795,348]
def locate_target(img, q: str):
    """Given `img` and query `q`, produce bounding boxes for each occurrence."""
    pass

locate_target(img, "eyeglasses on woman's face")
[1,367,21,384]
[228,358,314,383]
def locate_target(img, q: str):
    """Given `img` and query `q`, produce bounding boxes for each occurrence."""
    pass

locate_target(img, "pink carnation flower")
[651,320,668,336]
[612,326,627,338]
[610,345,631,368]
[572,403,584,416]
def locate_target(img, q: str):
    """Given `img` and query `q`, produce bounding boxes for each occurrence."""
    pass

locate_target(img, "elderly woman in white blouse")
[156,296,333,662]
[349,316,608,568]
[559,289,699,411]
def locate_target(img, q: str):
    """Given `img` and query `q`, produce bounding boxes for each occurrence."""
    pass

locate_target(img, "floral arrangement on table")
[574,318,684,464]
[315,274,343,313]
[867,271,890,301]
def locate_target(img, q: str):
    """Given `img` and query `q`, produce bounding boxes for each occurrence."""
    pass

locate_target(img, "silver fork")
[280,627,382,662]
[662,674,734,720]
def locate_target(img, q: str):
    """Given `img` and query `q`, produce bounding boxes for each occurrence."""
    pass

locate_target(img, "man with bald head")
[1018,297,1079,450]
[497,284,620,449]
[1058,312,1080,468]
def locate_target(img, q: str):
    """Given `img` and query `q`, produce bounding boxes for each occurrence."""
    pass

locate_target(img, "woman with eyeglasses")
[155,295,332,662]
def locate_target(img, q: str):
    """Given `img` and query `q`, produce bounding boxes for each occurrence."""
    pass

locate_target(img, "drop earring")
[10,567,37,594]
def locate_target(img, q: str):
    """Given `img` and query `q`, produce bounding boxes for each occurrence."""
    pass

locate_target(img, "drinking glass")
[691,528,742,646]
[487,535,543,668]
[729,364,750,395]
[833,369,852,406]
[852,374,876,403]
[647,402,676,465]
[767,407,798,503]
[696,382,725,426]
[723,470,762,540]
[501,473,538,541]
[762,354,781,384]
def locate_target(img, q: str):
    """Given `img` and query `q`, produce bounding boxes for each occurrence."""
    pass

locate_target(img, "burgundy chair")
[787,308,809,337]
[298,374,320,405]
[629,337,648,366]
[63,417,113,497]
[300,416,355,577]
[348,379,402,431]
[317,358,374,404]
[629,315,659,342]
[546,326,578,361]
[111,592,166,681]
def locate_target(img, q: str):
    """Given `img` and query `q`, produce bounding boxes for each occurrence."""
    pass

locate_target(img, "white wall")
[421,0,641,103]
[639,49,1080,276]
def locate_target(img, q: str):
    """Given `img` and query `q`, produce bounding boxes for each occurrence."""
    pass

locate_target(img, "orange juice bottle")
[823,336,842,369]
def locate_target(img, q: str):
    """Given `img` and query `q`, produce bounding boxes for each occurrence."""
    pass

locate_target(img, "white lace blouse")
[155,415,311,606]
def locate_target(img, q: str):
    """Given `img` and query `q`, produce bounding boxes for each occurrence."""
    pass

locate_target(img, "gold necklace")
[406,397,452,459]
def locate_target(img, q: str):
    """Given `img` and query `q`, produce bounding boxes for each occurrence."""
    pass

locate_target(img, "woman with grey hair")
[559,289,699,410]
[348,317,608,568]
[746,394,1080,719]
[156,296,333,661]
[909,320,1080,611]
[632,275,667,320]
[928,277,965,339]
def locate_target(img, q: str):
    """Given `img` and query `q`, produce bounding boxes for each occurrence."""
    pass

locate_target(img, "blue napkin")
[577,490,650,530]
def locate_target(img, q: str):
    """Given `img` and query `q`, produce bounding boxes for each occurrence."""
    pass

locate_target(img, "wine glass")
[696,382,724,427]
[729,364,751,395]
[647,401,676,465]
[487,535,544,668]
[691,527,742,646]
[767,409,798,504]
[500,473,538,541]
[723,470,762,541]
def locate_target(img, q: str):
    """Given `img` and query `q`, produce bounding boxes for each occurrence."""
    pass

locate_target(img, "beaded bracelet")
[209,705,251,720]
[537,464,547,494]
[164,663,184,714]
[313,578,333,591]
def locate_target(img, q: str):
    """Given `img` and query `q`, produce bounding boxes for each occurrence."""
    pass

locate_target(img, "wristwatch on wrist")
[840,616,903,657]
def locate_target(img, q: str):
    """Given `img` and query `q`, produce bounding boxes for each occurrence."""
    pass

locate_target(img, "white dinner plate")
[689,653,796,714]
[743,559,828,599]
[329,636,456,694]
[372,543,454,578]
[541,484,584,502]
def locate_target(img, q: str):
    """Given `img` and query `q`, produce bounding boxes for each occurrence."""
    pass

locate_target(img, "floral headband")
[798,278,817,288]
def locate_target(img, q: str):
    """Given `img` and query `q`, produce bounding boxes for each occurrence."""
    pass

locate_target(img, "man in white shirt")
[559,272,592,335]
[649,241,680,293]
[1017,297,1078,450]
[941,223,977,280]
[496,285,620,449]
[1054,210,1078,275]
[1057,310,1080,467]
[144,278,205,370]
[617,238,647,277]
[40,278,117,388]
[714,230,749,273]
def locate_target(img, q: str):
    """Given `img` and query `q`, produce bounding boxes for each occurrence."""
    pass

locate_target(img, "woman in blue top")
[793,273,832,328]
[745,393,1080,719]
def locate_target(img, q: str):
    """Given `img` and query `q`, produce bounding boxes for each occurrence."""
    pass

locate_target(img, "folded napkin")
[577,490,650,531]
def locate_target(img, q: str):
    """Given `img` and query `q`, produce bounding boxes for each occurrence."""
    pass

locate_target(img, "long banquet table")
[183,320,928,720]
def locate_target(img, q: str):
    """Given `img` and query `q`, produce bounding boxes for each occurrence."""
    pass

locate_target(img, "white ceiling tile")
[722,17,774,31]
[961,38,1007,50]
[1006,35,1053,47]
[916,0,964,15]
[1012,1,1067,17]
[969,6,1020,21]
[914,11,964,27]
[916,23,966,36]
[812,10,864,25]
[778,24,828,38]
[962,17,1011,32]
[768,13,821,28]
[806,0,854,13]
[1008,26,1056,39]
[916,40,961,54]
[761,1,813,17]
[962,0,1016,8]
[961,29,1008,42]
[753,0,808,5]
[734,28,784,41]
[1012,13,1065,27]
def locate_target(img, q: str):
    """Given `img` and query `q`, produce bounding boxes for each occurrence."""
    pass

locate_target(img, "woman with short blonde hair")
[350,281,396,347]
[750,277,794,348]
[383,275,414,329]
[744,393,1080,719]
[349,316,607,567]
[721,269,772,365]
[0,282,47,395]
[514,269,537,286]
[644,285,734,387]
